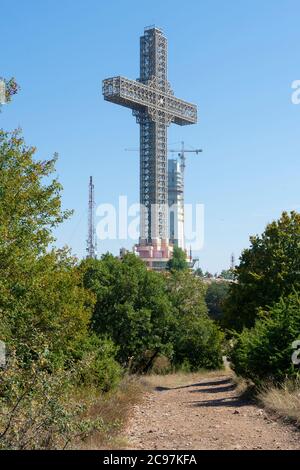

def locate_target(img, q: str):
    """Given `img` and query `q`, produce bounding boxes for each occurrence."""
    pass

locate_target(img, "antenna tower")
[87,176,97,259]
[230,252,235,270]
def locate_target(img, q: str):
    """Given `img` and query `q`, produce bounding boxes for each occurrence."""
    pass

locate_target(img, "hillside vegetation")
[0,125,223,449]
[1,82,299,449]
[223,211,300,423]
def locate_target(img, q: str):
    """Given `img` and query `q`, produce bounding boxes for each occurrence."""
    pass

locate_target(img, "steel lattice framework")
[87,176,97,259]
[103,26,197,244]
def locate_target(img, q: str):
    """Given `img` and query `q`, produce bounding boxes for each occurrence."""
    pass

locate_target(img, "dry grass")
[259,379,300,426]
[73,375,144,449]
[231,374,256,399]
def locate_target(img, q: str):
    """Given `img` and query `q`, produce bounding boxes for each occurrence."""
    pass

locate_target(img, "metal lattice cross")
[103,26,197,244]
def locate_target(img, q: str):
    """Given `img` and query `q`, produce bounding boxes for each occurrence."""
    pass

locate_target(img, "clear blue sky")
[2,0,300,273]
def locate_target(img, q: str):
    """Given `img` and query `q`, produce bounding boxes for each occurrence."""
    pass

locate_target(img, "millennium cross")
[103,26,197,247]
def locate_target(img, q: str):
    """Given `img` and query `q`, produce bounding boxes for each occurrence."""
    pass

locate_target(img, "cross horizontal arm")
[102,76,197,125]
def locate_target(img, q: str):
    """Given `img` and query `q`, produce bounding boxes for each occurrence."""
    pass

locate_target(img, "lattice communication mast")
[87,176,97,259]
[230,252,235,270]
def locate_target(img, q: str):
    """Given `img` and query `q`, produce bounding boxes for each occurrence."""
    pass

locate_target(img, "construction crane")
[125,141,202,175]
[169,141,202,174]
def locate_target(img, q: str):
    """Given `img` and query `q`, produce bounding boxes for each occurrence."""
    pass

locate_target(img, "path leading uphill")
[124,372,300,450]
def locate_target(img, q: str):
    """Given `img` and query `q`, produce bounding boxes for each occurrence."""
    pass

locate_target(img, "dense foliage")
[205,281,230,322]
[167,272,224,370]
[223,211,300,331]
[82,256,224,372]
[166,246,189,271]
[0,130,121,449]
[230,292,300,385]
[219,269,235,280]
[194,267,204,277]
[81,253,174,372]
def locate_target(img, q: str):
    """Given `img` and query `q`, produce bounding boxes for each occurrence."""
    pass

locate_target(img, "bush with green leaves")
[166,246,189,272]
[0,129,122,448]
[81,253,174,372]
[229,291,300,385]
[82,257,224,373]
[0,129,121,382]
[172,314,224,371]
[166,272,224,370]
[0,353,106,450]
[205,281,230,322]
[73,335,122,391]
[223,211,300,331]
[0,123,224,448]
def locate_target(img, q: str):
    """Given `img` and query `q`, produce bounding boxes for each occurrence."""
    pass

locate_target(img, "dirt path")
[124,372,300,450]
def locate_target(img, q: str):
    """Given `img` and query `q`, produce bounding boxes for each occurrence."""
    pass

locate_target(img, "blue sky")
[1,0,300,273]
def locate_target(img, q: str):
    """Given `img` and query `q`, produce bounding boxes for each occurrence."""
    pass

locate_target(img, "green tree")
[0,130,72,259]
[204,271,213,278]
[205,281,230,321]
[0,94,120,450]
[229,291,300,385]
[173,314,224,371]
[0,129,120,388]
[0,130,92,367]
[83,258,224,373]
[166,246,188,272]
[81,253,174,372]
[194,267,204,277]
[166,271,224,370]
[223,211,300,331]
[220,269,235,280]
[0,77,19,111]
[166,270,208,317]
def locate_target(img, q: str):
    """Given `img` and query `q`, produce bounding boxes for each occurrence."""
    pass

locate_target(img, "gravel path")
[124,373,300,450]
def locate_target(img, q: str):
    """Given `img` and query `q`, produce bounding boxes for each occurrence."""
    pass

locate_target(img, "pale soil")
[122,372,300,450]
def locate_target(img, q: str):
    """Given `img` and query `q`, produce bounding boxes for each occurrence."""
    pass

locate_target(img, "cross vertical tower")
[103,26,197,266]
[137,27,169,244]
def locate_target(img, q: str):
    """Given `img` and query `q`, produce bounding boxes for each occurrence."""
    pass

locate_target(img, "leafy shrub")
[173,315,224,371]
[83,258,224,373]
[166,247,189,271]
[229,291,300,385]
[223,211,300,330]
[74,335,122,391]
[205,281,230,321]
[0,354,104,450]
[167,271,224,370]
[0,130,123,449]
[81,254,174,372]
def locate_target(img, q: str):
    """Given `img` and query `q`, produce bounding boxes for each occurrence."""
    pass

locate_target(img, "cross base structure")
[134,239,173,271]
